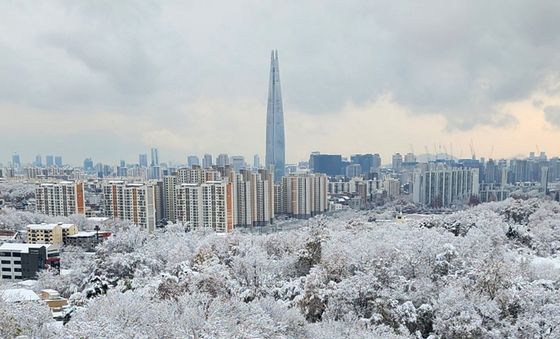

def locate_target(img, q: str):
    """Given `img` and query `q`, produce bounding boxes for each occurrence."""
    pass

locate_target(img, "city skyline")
[1,2,560,165]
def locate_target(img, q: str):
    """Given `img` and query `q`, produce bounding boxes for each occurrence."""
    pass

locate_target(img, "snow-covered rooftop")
[0,243,52,253]
[87,217,109,222]
[0,289,40,303]
[27,223,75,230]
[66,231,98,238]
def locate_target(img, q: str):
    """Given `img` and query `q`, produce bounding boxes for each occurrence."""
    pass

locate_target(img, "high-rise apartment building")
[163,175,177,223]
[279,173,328,219]
[265,50,286,182]
[412,163,479,207]
[382,178,401,197]
[345,164,362,178]
[36,181,85,217]
[175,181,234,233]
[253,154,261,169]
[102,181,156,232]
[229,169,275,227]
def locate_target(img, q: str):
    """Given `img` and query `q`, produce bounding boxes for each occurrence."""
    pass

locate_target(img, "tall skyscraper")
[187,155,200,167]
[253,154,261,169]
[83,158,94,172]
[217,153,230,167]
[46,155,54,167]
[139,154,148,167]
[11,153,21,168]
[54,156,63,167]
[231,156,245,171]
[202,154,213,169]
[150,148,159,166]
[392,153,403,170]
[265,50,285,182]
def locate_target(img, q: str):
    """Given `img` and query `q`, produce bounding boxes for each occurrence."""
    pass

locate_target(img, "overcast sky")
[1,0,560,166]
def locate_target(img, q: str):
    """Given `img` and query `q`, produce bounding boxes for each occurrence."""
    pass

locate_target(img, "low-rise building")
[0,230,18,244]
[26,223,78,245]
[65,231,111,251]
[0,243,60,281]
[40,289,68,310]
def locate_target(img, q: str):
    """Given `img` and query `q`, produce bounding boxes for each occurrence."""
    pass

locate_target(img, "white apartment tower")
[229,169,275,227]
[280,173,328,219]
[102,181,156,232]
[163,175,177,223]
[412,163,479,207]
[176,181,234,233]
[35,181,85,217]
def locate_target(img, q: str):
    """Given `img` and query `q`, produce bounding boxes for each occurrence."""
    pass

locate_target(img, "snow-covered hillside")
[3,197,560,338]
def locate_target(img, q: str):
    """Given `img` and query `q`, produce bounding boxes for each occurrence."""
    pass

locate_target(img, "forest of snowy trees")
[2,197,560,338]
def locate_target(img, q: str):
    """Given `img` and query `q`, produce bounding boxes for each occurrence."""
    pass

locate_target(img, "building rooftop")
[0,289,40,303]
[27,223,75,230]
[87,217,109,222]
[66,231,98,238]
[0,230,18,241]
[0,243,52,252]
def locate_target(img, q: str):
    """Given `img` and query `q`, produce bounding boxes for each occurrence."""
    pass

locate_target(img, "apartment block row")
[31,169,330,233]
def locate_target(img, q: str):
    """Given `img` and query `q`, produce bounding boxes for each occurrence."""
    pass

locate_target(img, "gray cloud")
[544,106,560,127]
[1,1,560,163]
